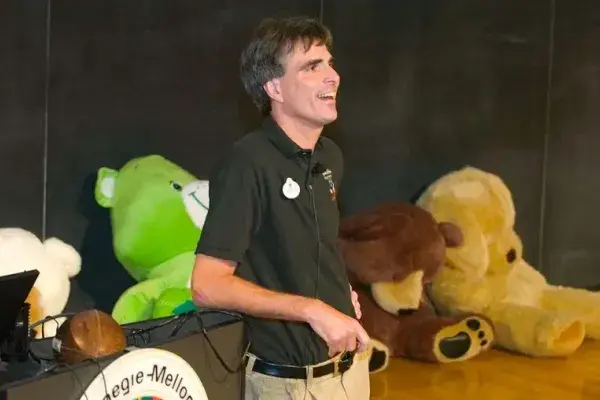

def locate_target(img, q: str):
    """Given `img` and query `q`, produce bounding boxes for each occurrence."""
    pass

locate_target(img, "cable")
[192,309,251,374]
[31,344,109,400]
[308,159,323,361]
[307,158,323,300]
[29,312,77,339]
[42,362,90,400]
[311,183,321,299]
[123,314,181,346]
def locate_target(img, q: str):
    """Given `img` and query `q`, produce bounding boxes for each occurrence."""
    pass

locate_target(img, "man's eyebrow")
[297,56,335,71]
[299,58,323,70]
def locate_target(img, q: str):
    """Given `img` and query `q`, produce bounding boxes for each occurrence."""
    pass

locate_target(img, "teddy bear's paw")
[433,316,494,363]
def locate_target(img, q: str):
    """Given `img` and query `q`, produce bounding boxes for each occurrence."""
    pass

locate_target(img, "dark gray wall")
[0,2,47,235]
[541,2,600,287]
[1,0,598,314]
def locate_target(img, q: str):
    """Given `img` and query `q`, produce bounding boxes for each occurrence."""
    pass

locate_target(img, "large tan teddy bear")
[416,166,600,357]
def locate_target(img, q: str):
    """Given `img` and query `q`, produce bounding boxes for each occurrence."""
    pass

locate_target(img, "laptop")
[0,270,39,349]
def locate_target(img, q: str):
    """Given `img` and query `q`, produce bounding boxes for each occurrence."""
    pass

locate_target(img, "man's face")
[270,41,340,129]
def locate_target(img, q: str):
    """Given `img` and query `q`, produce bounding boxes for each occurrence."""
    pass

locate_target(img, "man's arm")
[191,253,316,321]
[192,149,320,320]
[191,254,370,356]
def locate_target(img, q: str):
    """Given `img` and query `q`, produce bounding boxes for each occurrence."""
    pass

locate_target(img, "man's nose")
[324,67,340,86]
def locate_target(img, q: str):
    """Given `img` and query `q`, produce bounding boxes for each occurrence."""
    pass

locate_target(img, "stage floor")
[371,339,600,399]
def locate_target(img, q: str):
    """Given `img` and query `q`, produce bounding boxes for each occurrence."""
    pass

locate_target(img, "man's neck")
[271,111,322,150]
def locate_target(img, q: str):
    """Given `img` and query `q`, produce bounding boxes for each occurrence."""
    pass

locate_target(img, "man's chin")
[321,112,338,125]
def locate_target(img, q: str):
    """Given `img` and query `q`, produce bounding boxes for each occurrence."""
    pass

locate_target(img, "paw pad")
[438,318,491,359]
[466,318,489,348]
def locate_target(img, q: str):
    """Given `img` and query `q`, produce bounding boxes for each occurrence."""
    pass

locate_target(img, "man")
[191,16,371,399]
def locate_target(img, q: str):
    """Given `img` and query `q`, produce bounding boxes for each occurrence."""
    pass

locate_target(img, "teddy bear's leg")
[485,301,585,356]
[542,286,600,339]
[367,338,390,374]
[393,309,494,363]
[356,287,397,364]
[358,288,491,363]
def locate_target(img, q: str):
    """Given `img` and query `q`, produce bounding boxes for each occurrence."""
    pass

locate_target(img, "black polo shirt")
[195,115,355,366]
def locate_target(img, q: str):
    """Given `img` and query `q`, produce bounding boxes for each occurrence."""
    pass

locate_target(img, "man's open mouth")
[317,91,336,101]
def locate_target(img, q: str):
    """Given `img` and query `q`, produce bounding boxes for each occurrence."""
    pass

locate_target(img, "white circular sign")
[80,348,209,400]
[282,177,300,199]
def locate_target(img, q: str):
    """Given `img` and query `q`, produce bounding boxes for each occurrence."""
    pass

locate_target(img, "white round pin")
[282,177,300,199]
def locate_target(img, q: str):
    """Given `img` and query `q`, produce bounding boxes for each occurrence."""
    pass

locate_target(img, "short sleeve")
[195,149,262,264]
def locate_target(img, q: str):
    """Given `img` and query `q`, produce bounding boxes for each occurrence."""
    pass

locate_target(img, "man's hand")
[304,299,370,357]
[350,284,362,319]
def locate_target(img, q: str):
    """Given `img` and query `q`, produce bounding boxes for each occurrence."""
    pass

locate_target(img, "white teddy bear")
[0,228,81,338]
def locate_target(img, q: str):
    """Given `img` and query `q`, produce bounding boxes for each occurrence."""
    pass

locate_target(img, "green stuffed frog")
[94,155,209,324]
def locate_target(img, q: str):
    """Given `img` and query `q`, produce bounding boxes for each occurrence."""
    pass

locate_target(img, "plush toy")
[416,166,600,357]
[95,155,209,324]
[338,202,494,368]
[0,228,81,338]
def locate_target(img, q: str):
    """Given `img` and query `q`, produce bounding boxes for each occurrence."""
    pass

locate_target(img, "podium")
[0,310,247,399]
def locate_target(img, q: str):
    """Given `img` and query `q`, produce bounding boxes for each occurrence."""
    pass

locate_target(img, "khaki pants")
[244,350,370,400]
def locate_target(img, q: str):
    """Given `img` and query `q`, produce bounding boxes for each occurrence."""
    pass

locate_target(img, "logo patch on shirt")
[321,169,336,201]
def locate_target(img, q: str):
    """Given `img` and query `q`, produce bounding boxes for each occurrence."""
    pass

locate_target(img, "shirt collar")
[264,115,323,158]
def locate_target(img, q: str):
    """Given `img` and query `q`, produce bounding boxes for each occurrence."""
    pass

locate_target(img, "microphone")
[311,162,326,176]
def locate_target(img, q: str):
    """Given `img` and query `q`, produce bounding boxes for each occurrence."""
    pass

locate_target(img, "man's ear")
[263,79,283,103]
[95,167,118,208]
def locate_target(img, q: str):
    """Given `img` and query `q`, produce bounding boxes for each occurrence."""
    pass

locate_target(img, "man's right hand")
[304,299,371,358]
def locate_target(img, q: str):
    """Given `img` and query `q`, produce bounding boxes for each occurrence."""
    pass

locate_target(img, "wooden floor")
[371,339,600,399]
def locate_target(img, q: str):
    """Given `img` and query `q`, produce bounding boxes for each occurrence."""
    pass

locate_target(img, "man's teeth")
[318,92,336,99]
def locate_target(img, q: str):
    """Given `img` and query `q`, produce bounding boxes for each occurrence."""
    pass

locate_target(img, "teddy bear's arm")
[112,278,169,324]
[112,252,195,324]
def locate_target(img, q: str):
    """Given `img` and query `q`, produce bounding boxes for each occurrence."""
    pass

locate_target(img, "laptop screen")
[0,269,39,348]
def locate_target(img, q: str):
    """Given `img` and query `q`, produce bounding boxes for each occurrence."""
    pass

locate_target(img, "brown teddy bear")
[338,201,495,368]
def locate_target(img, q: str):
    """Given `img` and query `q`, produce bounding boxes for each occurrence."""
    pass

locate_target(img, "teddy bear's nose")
[506,248,517,263]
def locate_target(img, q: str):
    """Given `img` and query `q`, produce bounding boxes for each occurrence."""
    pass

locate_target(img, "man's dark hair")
[240,16,333,116]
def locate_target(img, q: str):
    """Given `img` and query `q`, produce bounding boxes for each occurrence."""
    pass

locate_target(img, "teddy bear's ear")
[95,167,118,208]
[441,212,489,276]
[43,237,82,278]
[438,222,463,248]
